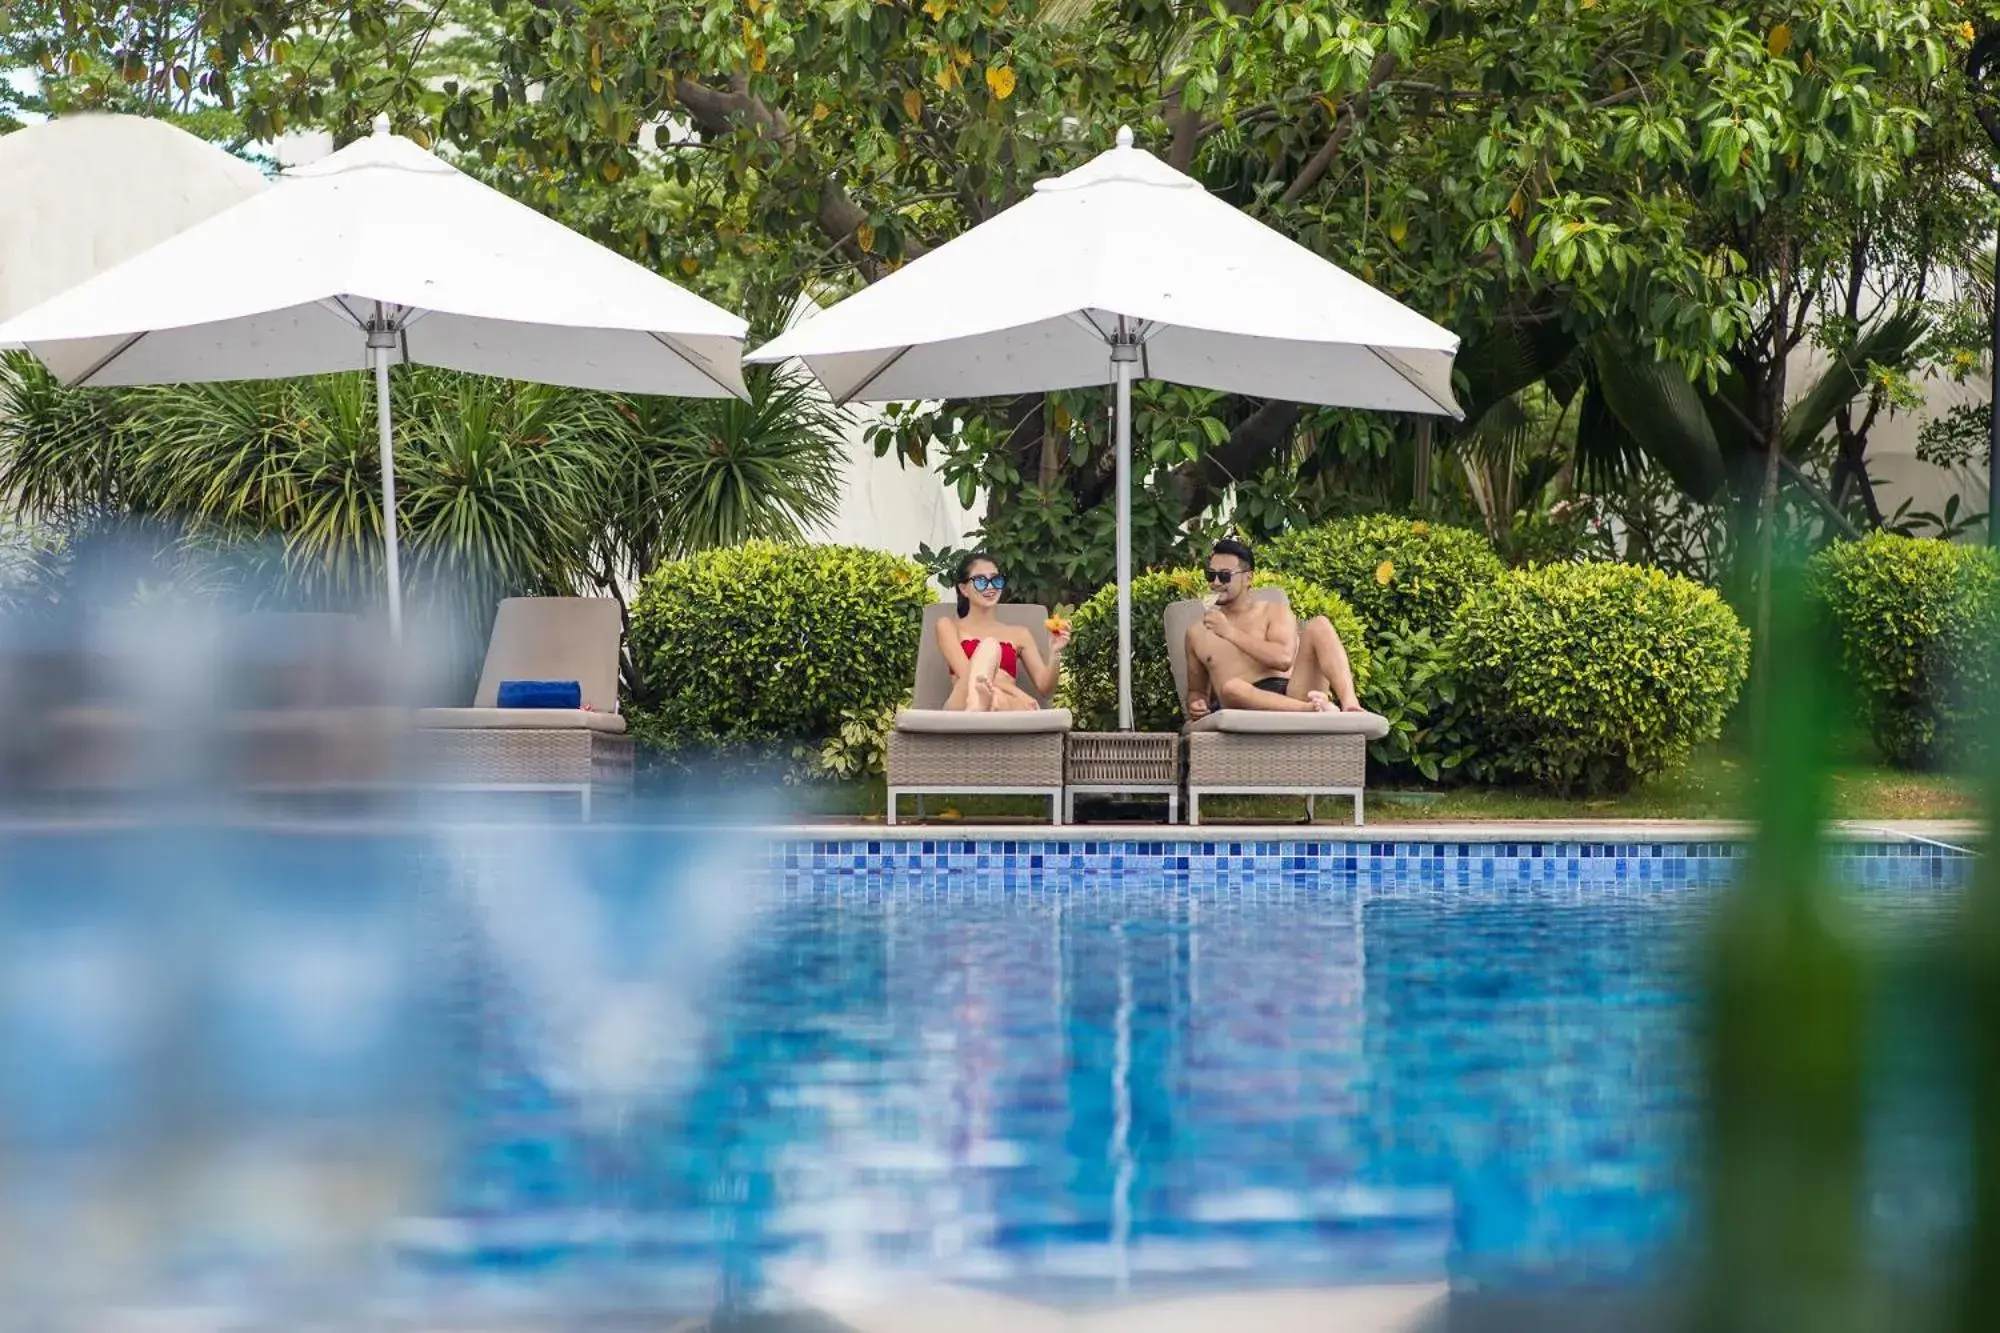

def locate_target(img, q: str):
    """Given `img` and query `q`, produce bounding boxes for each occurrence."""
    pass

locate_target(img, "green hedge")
[1447,562,1750,794]
[1808,532,2000,768]
[1059,568,1371,732]
[627,541,933,751]
[1265,514,1502,637]
[1363,625,1483,785]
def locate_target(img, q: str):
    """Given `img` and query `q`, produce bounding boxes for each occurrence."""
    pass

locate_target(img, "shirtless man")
[1184,538,1364,719]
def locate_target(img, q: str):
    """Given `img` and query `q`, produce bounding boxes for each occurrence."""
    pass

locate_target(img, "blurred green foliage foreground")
[1694,562,1993,1333]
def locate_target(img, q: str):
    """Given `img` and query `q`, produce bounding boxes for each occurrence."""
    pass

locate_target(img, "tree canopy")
[10,0,2000,596]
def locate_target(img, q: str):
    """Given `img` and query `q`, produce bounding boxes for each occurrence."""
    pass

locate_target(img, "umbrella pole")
[1113,338,1139,731]
[371,344,405,644]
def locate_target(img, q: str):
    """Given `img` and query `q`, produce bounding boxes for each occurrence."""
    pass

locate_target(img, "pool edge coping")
[3,816,1975,847]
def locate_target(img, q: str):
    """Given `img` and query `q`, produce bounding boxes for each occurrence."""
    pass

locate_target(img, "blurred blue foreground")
[0,824,1971,1329]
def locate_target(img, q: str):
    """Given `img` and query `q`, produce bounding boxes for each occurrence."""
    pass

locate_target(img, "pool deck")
[0,814,1982,849]
[767,1270,1451,1332]
[780,818,1981,847]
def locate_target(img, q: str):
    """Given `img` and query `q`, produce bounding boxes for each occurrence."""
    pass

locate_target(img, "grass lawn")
[779,735,1979,825]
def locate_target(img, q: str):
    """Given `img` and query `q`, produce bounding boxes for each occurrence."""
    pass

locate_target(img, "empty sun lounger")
[416,596,635,818]
[1165,590,1389,826]
[886,603,1071,825]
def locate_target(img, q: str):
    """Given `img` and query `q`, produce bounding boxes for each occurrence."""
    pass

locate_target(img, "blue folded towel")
[497,679,582,710]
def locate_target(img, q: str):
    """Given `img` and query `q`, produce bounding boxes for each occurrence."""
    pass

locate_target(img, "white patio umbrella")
[0,113,267,329]
[0,115,748,640]
[748,127,1460,729]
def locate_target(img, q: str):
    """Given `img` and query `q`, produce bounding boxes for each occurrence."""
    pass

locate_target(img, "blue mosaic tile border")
[770,838,1969,890]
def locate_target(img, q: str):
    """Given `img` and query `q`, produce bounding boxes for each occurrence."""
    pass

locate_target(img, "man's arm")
[1225,603,1297,674]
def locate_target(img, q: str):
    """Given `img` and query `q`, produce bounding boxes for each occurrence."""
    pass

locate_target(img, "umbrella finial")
[1115,125,1134,149]
[372,112,392,137]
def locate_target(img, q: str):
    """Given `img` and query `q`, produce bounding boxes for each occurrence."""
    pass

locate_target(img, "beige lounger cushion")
[903,601,1070,733]
[1189,709,1388,738]
[472,596,623,713]
[910,602,1065,711]
[895,707,1073,734]
[417,707,628,734]
[417,596,628,735]
[1164,590,1382,726]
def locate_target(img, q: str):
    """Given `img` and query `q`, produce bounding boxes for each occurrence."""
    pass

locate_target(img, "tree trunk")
[1750,262,1794,737]
[1177,401,1305,513]
[1413,417,1434,513]
[1830,414,1886,528]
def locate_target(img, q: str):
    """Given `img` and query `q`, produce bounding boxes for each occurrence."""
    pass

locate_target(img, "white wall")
[1786,272,1991,535]
[799,401,983,558]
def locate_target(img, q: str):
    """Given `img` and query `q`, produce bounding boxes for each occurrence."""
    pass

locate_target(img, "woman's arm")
[936,615,973,678]
[1017,629,1063,697]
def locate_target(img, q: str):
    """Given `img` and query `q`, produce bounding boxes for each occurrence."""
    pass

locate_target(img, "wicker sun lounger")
[19,610,401,800]
[886,602,1072,825]
[416,597,635,818]
[1165,590,1389,826]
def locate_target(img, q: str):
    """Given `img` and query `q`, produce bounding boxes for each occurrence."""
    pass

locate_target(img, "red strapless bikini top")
[962,638,1019,678]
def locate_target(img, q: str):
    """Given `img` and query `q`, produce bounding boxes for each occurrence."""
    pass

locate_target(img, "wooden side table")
[1064,732,1182,823]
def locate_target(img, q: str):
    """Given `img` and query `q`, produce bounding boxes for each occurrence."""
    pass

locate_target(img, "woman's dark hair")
[953,550,1000,617]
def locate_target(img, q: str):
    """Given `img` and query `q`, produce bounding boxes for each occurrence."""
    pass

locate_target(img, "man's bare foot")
[1306,690,1334,713]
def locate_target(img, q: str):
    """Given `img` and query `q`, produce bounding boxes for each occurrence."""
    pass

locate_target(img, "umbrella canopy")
[0,115,749,638]
[0,116,747,395]
[0,114,267,334]
[748,127,1459,729]
[748,127,1457,413]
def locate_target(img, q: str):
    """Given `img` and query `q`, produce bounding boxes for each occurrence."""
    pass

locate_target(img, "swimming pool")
[0,828,1972,1324]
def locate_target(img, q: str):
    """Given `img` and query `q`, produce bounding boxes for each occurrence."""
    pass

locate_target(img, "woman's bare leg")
[990,674,1041,711]
[966,638,1001,711]
[1287,616,1362,711]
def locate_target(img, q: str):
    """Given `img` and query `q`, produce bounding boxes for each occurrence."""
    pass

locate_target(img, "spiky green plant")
[0,352,850,647]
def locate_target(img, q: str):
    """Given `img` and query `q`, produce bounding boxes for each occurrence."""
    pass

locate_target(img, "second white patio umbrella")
[749,127,1460,730]
[0,116,749,640]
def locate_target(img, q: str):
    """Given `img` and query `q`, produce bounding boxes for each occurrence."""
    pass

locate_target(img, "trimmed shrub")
[1447,562,1750,794]
[1265,514,1503,637]
[1363,625,1483,785]
[628,541,934,752]
[1808,532,2000,768]
[1060,568,1371,732]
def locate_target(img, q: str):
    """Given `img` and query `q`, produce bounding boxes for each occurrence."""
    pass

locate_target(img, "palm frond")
[1780,304,1929,454]
[0,351,130,521]
[1585,339,1728,503]
[1573,371,1646,495]
[1452,319,1580,427]
[655,369,847,554]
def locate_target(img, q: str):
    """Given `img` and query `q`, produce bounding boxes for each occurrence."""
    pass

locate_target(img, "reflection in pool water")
[416,836,1966,1320]
[0,828,1969,1326]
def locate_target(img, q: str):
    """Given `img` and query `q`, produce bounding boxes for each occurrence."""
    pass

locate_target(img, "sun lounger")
[416,597,635,818]
[12,610,404,800]
[1165,590,1389,825]
[886,603,1071,825]
[222,611,403,794]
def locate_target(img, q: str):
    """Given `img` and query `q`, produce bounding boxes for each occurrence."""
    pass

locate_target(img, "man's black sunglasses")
[1204,567,1243,584]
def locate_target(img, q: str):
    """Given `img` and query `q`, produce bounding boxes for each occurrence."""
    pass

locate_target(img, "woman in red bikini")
[938,552,1068,711]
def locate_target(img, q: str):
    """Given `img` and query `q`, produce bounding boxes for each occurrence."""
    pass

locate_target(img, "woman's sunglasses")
[1205,567,1243,584]
[969,574,1007,592]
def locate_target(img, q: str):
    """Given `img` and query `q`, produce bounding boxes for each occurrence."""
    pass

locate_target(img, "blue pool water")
[0,830,1972,1321]
[416,835,1969,1316]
